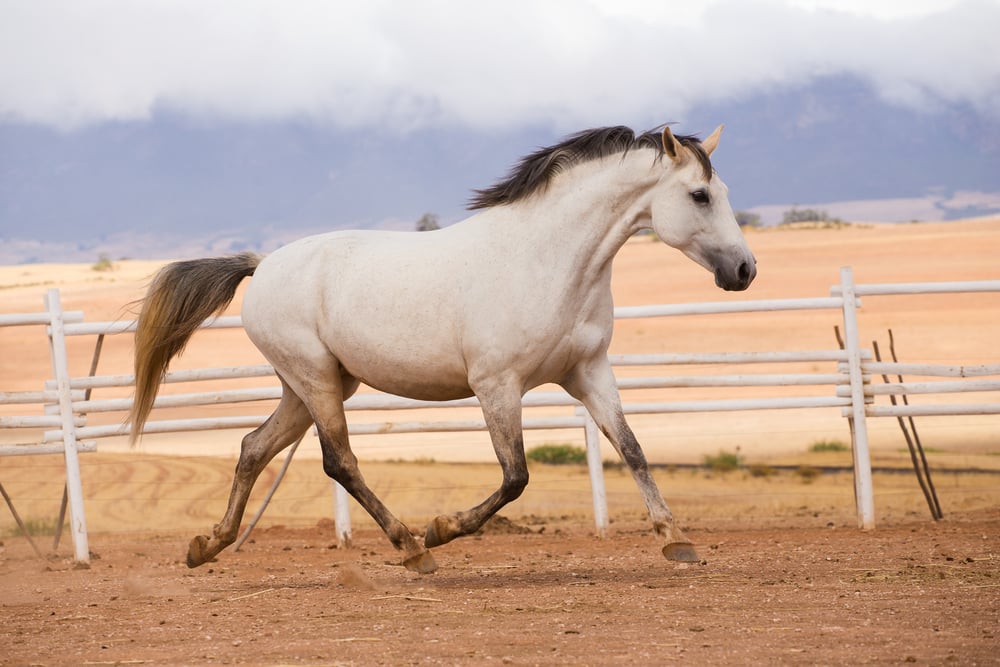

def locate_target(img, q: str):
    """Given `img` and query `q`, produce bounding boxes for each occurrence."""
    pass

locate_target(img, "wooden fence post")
[839,268,875,530]
[583,411,609,539]
[45,289,90,564]
[333,480,352,548]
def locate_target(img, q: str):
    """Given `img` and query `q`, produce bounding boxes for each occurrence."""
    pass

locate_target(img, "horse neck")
[516,151,661,276]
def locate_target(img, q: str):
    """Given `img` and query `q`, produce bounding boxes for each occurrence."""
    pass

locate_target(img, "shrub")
[2,516,62,538]
[526,443,587,465]
[703,450,742,473]
[795,465,821,483]
[91,253,116,272]
[810,440,849,453]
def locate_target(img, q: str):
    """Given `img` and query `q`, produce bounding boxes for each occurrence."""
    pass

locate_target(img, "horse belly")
[334,340,475,402]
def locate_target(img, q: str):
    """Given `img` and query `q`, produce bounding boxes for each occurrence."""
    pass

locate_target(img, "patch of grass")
[703,450,742,473]
[2,516,62,538]
[795,465,822,483]
[526,443,587,465]
[809,439,849,453]
[747,463,776,478]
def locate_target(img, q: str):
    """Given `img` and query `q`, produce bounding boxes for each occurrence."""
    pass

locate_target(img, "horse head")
[649,125,756,291]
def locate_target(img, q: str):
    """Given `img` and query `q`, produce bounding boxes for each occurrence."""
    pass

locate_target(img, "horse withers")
[130,124,755,573]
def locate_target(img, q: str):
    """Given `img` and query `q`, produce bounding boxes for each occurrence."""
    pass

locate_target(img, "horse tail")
[129,252,262,445]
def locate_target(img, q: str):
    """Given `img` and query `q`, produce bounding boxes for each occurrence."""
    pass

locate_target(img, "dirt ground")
[1,514,998,667]
[2,460,999,667]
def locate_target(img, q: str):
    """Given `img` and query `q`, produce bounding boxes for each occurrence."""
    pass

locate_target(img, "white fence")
[2,269,999,562]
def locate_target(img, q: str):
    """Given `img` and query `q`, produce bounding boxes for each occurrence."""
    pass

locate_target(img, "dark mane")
[468,125,712,210]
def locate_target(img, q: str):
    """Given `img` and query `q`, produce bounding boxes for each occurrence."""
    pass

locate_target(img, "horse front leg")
[562,361,700,563]
[187,386,313,567]
[424,389,528,548]
[307,384,437,574]
[318,428,438,574]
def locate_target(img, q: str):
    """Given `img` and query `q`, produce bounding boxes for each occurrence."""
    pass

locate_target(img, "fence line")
[2,269,998,561]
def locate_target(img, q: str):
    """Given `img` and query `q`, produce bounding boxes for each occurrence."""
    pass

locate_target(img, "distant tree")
[735,211,762,228]
[416,212,440,232]
[91,253,116,272]
[781,207,841,224]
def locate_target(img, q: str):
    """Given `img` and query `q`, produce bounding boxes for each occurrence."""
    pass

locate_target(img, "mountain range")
[1,75,998,264]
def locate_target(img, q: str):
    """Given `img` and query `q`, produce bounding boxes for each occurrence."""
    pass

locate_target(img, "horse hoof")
[402,550,438,574]
[662,542,700,563]
[186,534,214,568]
[423,517,450,549]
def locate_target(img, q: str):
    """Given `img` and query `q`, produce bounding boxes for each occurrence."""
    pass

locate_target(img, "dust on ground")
[2,508,998,666]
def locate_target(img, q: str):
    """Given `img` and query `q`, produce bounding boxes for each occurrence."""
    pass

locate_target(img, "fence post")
[45,289,90,564]
[332,480,352,548]
[839,268,875,530]
[583,412,609,538]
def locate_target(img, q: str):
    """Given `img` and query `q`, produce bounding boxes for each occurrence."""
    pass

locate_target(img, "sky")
[1,1,999,262]
[3,0,998,131]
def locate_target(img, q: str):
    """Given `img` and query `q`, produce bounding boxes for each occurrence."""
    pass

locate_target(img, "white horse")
[130,124,756,573]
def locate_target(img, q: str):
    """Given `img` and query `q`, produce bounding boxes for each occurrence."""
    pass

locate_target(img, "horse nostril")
[737,261,752,283]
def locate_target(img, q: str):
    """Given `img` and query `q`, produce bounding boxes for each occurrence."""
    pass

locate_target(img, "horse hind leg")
[186,383,313,568]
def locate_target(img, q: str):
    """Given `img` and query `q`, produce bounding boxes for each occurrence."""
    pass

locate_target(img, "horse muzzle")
[714,255,757,291]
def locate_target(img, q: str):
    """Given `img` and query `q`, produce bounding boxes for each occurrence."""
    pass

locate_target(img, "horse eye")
[690,189,710,205]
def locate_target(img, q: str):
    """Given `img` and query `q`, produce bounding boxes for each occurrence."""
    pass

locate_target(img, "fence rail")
[3,269,998,562]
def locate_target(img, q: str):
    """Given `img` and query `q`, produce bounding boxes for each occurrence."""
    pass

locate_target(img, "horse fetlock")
[651,518,686,544]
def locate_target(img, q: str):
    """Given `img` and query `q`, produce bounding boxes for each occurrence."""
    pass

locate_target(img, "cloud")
[1,0,998,131]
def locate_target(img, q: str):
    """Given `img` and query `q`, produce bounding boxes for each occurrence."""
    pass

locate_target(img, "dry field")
[1,218,999,665]
[1,463,998,666]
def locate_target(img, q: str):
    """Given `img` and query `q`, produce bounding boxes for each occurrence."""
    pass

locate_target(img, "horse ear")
[702,124,724,156]
[661,126,682,163]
